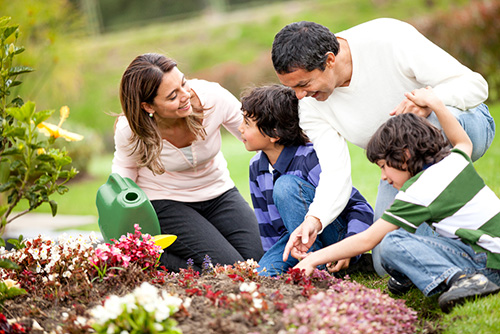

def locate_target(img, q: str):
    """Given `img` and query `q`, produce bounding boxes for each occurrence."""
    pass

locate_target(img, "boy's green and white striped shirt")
[382,148,500,269]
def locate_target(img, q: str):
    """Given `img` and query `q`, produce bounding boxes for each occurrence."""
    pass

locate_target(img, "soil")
[3,264,368,334]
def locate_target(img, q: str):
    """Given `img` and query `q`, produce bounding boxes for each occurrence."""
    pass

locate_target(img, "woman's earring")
[149,113,153,118]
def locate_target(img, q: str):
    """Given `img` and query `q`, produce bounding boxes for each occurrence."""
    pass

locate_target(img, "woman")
[112,53,263,272]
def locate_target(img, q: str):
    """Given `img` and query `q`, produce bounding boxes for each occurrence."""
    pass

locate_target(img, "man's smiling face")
[276,67,336,102]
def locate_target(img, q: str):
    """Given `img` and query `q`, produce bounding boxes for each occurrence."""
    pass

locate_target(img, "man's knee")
[452,104,495,161]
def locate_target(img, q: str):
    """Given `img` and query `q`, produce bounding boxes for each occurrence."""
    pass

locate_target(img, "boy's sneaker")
[438,273,500,313]
[387,277,414,295]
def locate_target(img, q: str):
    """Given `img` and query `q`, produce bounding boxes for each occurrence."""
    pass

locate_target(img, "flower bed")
[1,225,417,333]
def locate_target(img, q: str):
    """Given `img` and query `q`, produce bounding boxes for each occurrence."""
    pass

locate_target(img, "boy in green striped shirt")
[288,86,500,312]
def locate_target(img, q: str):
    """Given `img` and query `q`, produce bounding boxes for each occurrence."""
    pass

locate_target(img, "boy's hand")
[404,86,444,111]
[283,216,321,262]
[326,258,351,273]
[293,255,316,276]
[391,97,432,118]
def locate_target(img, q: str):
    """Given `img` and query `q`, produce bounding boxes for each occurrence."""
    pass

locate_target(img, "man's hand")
[326,258,351,273]
[391,97,432,118]
[283,215,322,262]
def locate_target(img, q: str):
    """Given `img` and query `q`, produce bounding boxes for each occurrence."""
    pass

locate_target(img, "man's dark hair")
[272,21,340,74]
[366,113,451,177]
[241,84,308,147]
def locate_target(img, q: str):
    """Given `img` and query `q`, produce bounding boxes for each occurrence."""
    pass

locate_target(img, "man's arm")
[283,102,352,262]
[391,20,487,114]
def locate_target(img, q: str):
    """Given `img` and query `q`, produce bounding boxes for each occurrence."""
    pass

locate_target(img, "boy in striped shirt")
[291,86,500,312]
[238,84,374,277]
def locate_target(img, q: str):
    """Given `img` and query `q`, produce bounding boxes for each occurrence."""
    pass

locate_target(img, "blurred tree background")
[1,0,499,216]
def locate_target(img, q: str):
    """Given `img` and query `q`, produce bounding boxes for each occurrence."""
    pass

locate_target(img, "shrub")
[282,279,417,334]
[412,0,500,101]
[0,17,81,234]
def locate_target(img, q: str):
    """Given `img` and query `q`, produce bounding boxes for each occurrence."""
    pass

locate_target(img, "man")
[272,18,495,276]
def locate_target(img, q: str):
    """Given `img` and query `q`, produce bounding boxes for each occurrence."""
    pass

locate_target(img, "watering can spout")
[96,173,176,249]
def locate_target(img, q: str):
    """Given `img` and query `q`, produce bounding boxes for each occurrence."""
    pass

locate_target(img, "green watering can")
[96,173,177,249]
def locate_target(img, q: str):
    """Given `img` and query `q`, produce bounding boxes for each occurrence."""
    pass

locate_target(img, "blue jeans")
[257,175,347,276]
[379,224,500,296]
[372,103,496,276]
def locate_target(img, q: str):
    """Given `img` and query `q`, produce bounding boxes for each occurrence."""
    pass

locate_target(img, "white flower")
[2,278,20,289]
[154,323,164,331]
[48,273,58,281]
[240,281,258,293]
[133,282,159,306]
[63,271,72,278]
[106,323,116,334]
[122,294,137,313]
[182,297,192,309]
[155,307,170,322]
[75,316,87,326]
[253,298,264,309]
[161,292,183,311]
[29,248,40,260]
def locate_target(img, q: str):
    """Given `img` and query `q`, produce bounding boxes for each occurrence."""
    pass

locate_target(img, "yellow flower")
[37,106,84,141]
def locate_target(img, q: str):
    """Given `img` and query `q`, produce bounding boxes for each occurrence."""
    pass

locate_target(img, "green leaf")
[56,185,69,195]
[49,200,57,216]
[31,109,54,126]
[9,96,24,107]
[13,45,25,55]
[0,258,19,270]
[0,17,12,27]
[6,79,22,88]
[2,126,26,139]
[0,160,9,183]
[0,146,22,156]
[8,66,34,77]
[0,205,7,216]
[7,100,36,122]
[2,25,18,40]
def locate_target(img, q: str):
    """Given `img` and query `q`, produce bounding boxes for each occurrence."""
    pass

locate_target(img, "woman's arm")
[111,116,139,181]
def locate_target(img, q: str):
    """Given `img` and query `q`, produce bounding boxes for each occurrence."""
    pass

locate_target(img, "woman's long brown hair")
[119,53,206,175]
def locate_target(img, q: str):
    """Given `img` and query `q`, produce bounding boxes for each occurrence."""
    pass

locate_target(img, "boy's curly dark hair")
[240,84,308,146]
[366,113,451,176]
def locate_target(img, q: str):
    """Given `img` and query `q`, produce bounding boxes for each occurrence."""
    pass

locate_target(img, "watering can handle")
[108,173,133,192]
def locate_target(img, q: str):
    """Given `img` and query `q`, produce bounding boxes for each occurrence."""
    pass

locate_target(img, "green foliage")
[0,279,26,305]
[0,17,79,234]
[414,0,500,101]
[5,234,25,250]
